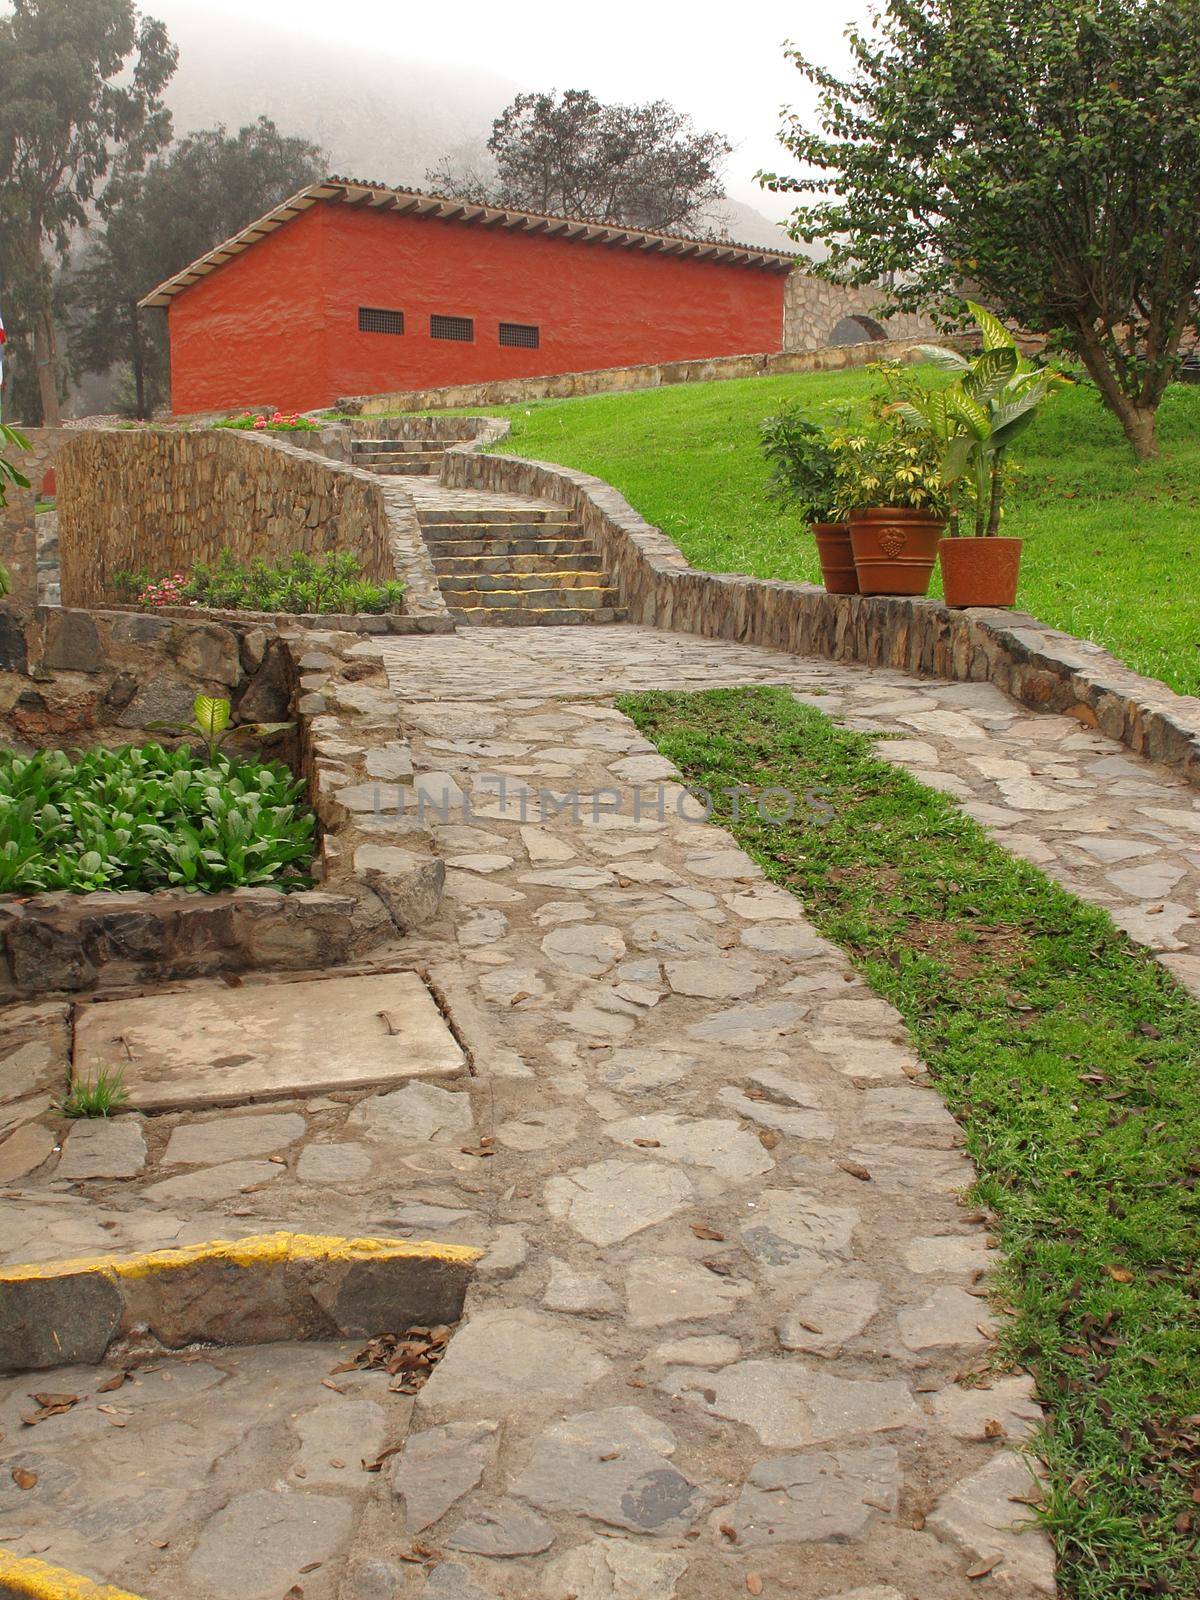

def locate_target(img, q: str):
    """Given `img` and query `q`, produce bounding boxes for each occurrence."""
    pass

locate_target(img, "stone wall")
[55,428,401,607]
[441,437,1200,787]
[781,272,939,354]
[338,337,939,417]
[0,605,295,751]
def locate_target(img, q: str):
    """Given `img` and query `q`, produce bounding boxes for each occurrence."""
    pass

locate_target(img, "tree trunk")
[1071,324,1159,460]
[1121,406,1159,462]
[130,301,146,420]
[33,309,60,428]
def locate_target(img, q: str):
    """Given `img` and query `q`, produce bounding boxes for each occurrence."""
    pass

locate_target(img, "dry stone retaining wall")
[441,435,1200,786]
[338,337,934,416]
[51,428,451,625]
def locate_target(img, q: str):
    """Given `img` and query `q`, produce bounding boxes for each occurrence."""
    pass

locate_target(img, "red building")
[140,178,797,415]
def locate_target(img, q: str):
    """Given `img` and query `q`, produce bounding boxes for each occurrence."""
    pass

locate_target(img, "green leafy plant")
[146,694,292,762]
[131,551,404,615]
[759,406,845,522]
[58,1067,129,1118]
[889,305,1065,536]
[825,415,954,521]
[0,743,315,895]
[0,421,30,511]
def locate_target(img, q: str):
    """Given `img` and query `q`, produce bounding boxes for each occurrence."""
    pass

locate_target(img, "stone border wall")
[0,611,447,998]
[442,432,1200,786]
[336,337,935,416]
[49,428,451,629]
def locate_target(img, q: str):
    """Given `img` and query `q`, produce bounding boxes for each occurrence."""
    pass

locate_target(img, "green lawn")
[623,686,1200,1600]
[458,371,1200,697]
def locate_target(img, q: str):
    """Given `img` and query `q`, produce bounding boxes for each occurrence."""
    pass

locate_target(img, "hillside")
[148,0,793,250]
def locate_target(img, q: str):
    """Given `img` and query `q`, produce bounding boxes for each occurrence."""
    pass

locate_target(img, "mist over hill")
[148,0,796,250]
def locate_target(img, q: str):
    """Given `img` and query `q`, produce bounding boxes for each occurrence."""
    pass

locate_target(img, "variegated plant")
[893,303,1065,536]
[147,694,293,763]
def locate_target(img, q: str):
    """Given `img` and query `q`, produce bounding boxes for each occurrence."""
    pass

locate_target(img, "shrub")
[0,744,316,895]
[759,406,844,521]
[214,409,320,433]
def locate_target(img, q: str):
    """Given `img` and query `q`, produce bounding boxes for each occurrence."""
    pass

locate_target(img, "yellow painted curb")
[0,1231,481,1284]
[0,1551,146,1600]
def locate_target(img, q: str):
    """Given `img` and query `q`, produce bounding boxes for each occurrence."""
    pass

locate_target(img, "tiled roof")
[138,177,799,307]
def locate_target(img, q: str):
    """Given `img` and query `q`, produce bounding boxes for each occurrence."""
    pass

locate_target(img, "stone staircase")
[351,434,477,477]
[414,492,626,627]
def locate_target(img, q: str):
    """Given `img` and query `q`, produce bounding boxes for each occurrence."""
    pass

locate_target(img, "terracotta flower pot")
[848,508,944,596]
[812,521,859,594]
[939,537,1023,608]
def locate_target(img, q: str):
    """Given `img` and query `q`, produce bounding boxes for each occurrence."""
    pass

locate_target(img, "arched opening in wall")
[829,315,888,347]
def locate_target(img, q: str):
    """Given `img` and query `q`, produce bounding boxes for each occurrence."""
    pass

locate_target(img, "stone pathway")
[372,623,1200,996]
[11,615,1197,1599]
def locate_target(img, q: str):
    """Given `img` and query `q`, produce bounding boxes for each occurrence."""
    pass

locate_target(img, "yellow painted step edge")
[0,1231,480,1284]
[0,1551,146,1600]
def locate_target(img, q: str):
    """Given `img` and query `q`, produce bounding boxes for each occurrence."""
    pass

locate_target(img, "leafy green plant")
[825,415,954,520]
[132,550,404,615]
[146,693,292,763]
[890,304,1065,536]
[0,421,30,510]
[759,406,845,521]
[58,1067,129,1118]
[0,743,315,895]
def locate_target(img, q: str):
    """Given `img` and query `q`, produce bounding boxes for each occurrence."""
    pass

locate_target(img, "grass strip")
[620,685,1200,1600]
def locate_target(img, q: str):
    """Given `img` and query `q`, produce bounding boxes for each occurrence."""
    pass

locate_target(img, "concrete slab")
[73,973,466,1112]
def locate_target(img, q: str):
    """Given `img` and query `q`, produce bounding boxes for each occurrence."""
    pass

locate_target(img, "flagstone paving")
[13,614,1200,1598]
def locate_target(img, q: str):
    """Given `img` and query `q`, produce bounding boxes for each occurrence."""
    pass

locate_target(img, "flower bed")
[120,551,406,615]
[0,744,315,895]
[213,409,320,433]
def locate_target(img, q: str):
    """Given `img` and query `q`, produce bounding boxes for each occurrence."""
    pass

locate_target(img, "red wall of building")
[165,202,787,414]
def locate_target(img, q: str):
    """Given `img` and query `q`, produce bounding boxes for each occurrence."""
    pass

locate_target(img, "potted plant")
[898,304,1064,607]
[760,406,858,594]
[827,419,953,596]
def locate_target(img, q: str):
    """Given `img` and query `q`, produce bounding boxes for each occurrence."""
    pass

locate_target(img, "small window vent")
[499,322,540,349]
[430,314,474,342]
[359,307,404,335]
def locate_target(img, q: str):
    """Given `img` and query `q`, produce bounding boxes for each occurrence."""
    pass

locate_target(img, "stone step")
[433,552,605,578]
[439,584,621,609]
[422,535,589,559]
[353,438,471,454]
[363,456,443,474]
[417,508,570,527]
[451,605,628,627]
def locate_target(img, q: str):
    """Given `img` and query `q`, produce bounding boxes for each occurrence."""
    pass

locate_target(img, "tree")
[428,89,730,237]
[761,0,1200,459]
[0,0,177,425]
[71,118,325,416]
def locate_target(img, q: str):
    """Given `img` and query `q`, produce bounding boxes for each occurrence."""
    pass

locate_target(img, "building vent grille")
[430,314,474,342]
[358,306,404,335]
[499,322,540,349]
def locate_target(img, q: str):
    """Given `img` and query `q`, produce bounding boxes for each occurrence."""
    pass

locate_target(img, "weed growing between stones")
[622,685,1200,1600]
[58,1066,129,1118]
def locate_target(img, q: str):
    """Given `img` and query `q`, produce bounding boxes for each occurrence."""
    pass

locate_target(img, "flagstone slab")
[725,1444,900,1544]
[660,1359,923,1447]
[546,1158,694,1246]
[510,1405,704,1533]
[73,972,465,1111]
